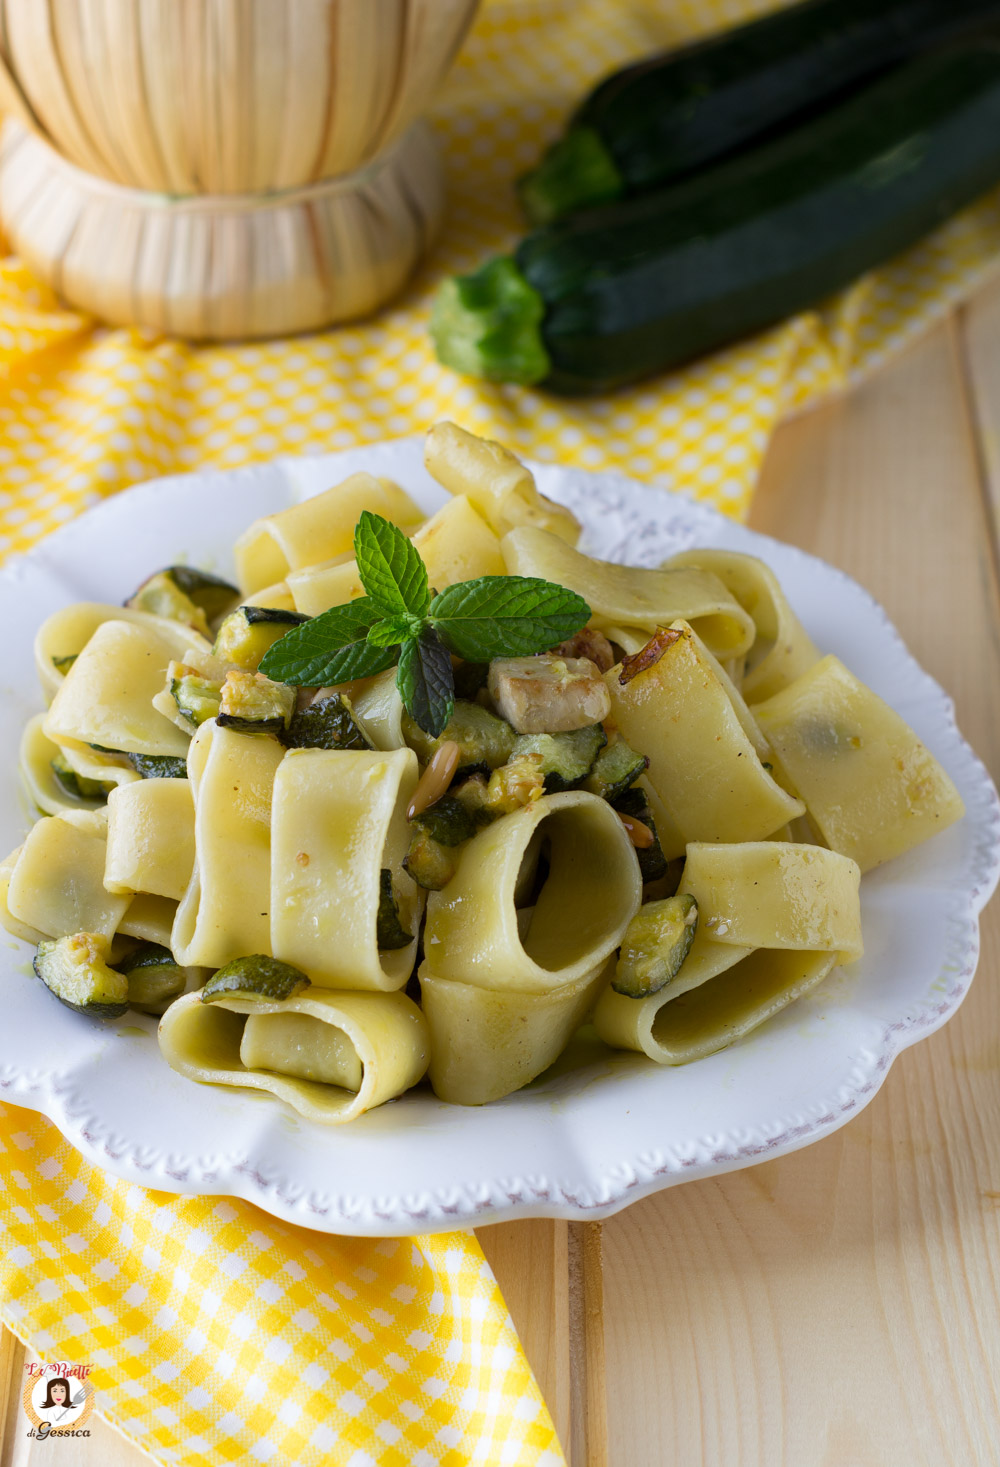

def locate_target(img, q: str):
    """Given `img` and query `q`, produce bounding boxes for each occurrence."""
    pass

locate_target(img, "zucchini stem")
[430,256,551,387]
[517,125,624,225]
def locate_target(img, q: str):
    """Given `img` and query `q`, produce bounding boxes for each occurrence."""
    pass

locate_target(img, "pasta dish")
[2,424,965,1122]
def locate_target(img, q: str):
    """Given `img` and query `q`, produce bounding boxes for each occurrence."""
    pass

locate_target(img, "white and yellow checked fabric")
[2,1,1000,1463]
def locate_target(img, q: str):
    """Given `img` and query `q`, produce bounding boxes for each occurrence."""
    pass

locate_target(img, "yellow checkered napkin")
[0,1107,560,1465]
[2,0,1000,1462]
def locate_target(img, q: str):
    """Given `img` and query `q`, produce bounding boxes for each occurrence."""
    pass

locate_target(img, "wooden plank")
[0,1329,26,1467]
[477,1220,572,1454]
[956,276,1000,575]
[597,317,1000,1467]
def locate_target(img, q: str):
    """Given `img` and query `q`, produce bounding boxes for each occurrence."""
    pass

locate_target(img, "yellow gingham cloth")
[2,1,1000,1462]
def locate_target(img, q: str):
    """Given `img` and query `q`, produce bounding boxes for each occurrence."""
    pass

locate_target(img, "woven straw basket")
[0,0,479,338]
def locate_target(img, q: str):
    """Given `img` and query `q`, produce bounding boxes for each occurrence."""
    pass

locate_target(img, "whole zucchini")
[519,0,1000,224]
[433,46,1000,395]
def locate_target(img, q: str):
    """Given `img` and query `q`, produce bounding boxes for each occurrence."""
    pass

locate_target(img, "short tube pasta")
[105,778,196,900]
[158,987,429,1124]
[6,810,131,942]
[424,791,642,994]
[234,473,425,594]
[34,600,211,703]
[270,747,422,991]
[420,956,613,1105]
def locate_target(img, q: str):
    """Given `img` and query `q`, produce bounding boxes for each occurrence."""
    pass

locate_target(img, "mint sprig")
[259,512,590,737]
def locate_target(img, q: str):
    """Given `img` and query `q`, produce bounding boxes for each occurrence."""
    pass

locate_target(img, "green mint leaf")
[396,625,455,737]
[429,576,590,662]
[259,596,397,685]
[354,511,430,618]
[367,613,424,648]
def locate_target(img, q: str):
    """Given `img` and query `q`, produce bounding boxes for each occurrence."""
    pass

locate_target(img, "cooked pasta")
[1,424,964,1121]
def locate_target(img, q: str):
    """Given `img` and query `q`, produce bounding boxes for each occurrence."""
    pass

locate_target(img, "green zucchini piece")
[217,670,296,734]
[201,955,309,1004]
[403,700,516,775]
[377,869,413,950]
[126,569,209,635]
[33,933,129,1019]
[50,753,114,802]
[51,653,78,673]
[213,605,309,671]
[612,894,699,998]
[583,738,649,802]
[126,753,188,780]
[518,0,1000,224]
[511,725,606,792]
[437,47,1000,394]
[167,566,240,622]
[411,793,478,846]
[116,941,187,1012]
[281,693,373,751]
[403,827,462,891]
[171,670,223,727]
[613,785,668,884]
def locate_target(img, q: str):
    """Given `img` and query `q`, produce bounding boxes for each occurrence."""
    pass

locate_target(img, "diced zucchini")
[511,724,606,792]
[484,753,546,813]
[33,932,129,1019]
[126,753,188,780]
[402,794,479,890]
[402,700,515,775]
[613,785,668,883]
[377,869,413,950]
[51,653,78,673]
[612,895,699,998]
[126,565,239,633]
[171,666,223,727]
[213,605,309,671]
[202,955,310,1004]
[217,670,296,734]
[404,827,462,891]
[167,566,240,622]
[411,793,478,846]
[50,753,114,802]
[282,693,373,751]
[116,941,187,1013]
[126,571,211,636]
[584,738,649,802]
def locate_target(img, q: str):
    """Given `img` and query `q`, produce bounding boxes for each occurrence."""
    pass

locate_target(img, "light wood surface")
[3,293,999,1465]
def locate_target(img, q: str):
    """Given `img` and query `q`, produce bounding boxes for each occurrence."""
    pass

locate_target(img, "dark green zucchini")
[584,739,649,802]
[117,942,187,1013]
[214,606,309,671]
[510,725,606,792]
[518,0,1000,224]
[127,753,189,780]
[377,870,413,950]
[281,693,373,751]
[127,565,239,632]
[171,670,223,727]
[202,955,309,1004]
[613,786,668,884]
[217,670,296,735]
[33,934,129,1019]
[402,701,516,775]
[434,46,1000,394]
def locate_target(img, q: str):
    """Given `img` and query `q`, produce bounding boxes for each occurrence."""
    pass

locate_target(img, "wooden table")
[3,290,1000,1467]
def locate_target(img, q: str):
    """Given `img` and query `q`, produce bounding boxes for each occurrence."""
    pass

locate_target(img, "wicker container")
[0,0,478,192]
[0,117,444,340]
[0,0,477,339]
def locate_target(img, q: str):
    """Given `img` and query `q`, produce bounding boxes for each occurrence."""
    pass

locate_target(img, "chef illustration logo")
[21,1361,94,1439]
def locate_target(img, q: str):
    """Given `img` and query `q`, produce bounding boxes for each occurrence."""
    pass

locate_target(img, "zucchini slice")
[403,700,515,775]
[402,794,479,891]
[126,570,210,636]
[281,693,373,751]
[33,932,129,1019]
[612,894,699,998]
[171,667,224,727]
[50,753,114,802]
[613,785,668,883]
[168,566,240,622]
[202,955,309,1004]
[117,941,187,1013]
[584,738,649,802]
[511,725,606,792]
[403,827,463,891]
[217,670,296,735]
[51,653,78,673]
[213,605,309,671]
[377,868,413,950]
[126,753,188,780]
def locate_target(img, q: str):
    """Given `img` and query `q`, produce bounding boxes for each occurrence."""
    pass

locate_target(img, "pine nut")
[618,813,655,849]
[407,740,460,820]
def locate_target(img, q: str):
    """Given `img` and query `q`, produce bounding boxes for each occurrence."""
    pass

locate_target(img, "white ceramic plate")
[1,440,997,1236]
